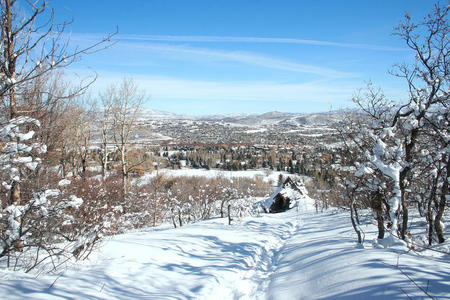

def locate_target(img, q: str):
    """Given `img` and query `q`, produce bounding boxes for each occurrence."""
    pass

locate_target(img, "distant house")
[259,177,304,213]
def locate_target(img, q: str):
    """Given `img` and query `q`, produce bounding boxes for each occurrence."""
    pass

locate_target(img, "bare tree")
[0,0,116,207]
[66,98,96,178]
[109,78,145,195]
[99,88,114,179]
[389,3,449,242]
[337,3,449,245]
[0,0,115,269]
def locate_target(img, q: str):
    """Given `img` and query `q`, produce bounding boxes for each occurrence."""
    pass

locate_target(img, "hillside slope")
[1,198,449,299]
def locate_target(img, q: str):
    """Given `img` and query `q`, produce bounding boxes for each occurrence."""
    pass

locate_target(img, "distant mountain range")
[136,108,191,120]
[137,108,346,126]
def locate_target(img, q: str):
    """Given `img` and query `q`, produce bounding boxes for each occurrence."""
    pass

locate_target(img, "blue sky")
[49,0,432,115]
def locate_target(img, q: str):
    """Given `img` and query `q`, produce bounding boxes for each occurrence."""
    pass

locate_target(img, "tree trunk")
[178,210,183,227]
[417,200,424,217]
[220,200,225,218]
[80,155,87,177]
[122,173,128,196]
[398,128,419,240]
[354,204,360,225]
[102,148,108,180]
[171,215,177,228]
[9,181,21,206]
[153,199,158,227]
[399,169,409,240]
[434,157,449,244]
[426,171,440,245]
[400,202,408,240]
[101,127,109,180]
[121,147,128,196]
[5,0,17,120]
[350,200,362,244]
[427,199,434,246]
[373,192,384,239]
[4,0,21,208]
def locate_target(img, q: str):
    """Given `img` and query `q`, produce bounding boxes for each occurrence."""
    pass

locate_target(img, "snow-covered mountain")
[197,112,253,120]
[136,109,346,126]
[136,108,191,120]
[200,111,345,126]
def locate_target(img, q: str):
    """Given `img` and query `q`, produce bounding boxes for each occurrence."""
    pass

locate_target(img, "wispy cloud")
[70,33,357,79]
[66,32,406,113]
[85,71,355,103]
[115,42,357,78]
[119,34,407,52]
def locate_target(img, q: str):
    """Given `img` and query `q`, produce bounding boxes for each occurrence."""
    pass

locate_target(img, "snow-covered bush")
[132,175,271,228]
[0,116,45,200]
[62,176,124,238]
[0,117,108,270]
[0,117,116,271]
[0,0,115,273]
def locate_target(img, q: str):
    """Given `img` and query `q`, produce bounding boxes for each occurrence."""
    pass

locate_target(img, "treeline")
[68,140,342,191]
[159,144,340,180]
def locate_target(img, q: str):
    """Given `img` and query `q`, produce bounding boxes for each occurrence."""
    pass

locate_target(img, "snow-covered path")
[268,210,450,299]
[1,212,302,299]
[1,203,449,299]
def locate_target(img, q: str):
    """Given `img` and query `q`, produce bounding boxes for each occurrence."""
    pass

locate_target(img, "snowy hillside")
[198,111,345,127]
[134,108,345,126]
[1,197,448,299]
[136,108,191,120]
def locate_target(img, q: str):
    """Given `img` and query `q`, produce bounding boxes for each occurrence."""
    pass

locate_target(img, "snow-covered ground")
[1,197,449,299]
